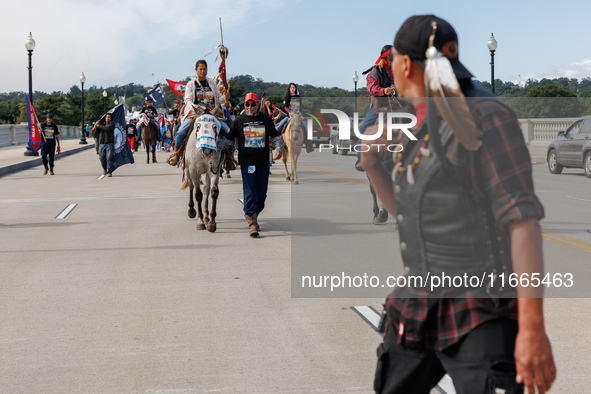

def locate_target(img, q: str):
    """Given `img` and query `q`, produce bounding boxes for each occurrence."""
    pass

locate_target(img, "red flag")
[218,58,228,90]
[166,79,187,98]
[25,94,43,153]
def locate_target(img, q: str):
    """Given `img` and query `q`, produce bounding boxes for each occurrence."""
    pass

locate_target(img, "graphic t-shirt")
[284,95,302,114]
[140,105,158,118]
[41,123,59,144]
[126,123,136,136]
[194,80,214,107]
[226,112,280,167]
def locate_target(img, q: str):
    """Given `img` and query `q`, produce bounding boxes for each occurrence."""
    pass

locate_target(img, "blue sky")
[2,0,591,94]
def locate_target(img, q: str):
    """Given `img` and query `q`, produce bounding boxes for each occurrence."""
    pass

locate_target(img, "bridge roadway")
[0,142,590,392]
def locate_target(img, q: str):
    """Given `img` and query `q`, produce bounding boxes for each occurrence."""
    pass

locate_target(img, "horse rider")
[275,83,314,153]
[355,45,396,171]
[167,59,232,167]
[137,98,160,138]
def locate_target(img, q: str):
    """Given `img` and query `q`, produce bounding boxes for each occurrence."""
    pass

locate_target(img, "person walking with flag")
[39,113,60,175]
[95,113,115,177]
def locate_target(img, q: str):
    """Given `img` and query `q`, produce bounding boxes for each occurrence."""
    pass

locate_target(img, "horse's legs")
[291,151,298,184]
[207,174,220,233]
[152,141,157,163]
[369,179,388,224]
[187,174,196,218]
[195,185,206,230]
[282,147,290,180]
[202,175,211,224]
[145,137,150,164]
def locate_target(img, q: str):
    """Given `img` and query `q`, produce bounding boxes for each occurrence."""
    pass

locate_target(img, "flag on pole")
[143,85,164,106]
[25,94,43,153]
[166,79,187,98]
[108,104,135,172]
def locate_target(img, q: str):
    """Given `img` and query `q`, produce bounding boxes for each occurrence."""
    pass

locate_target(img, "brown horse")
[282,112,305,184]
[140,114,159,164]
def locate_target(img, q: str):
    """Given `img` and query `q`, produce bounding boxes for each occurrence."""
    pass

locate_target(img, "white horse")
[282,112,305,184]
[181,113,225,232]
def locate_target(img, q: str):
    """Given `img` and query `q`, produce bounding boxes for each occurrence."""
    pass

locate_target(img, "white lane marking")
[352,306,381,332]
[352,306,457,394]
[55,203,77,219]
[565,196,591,202]
[97,174,105,180]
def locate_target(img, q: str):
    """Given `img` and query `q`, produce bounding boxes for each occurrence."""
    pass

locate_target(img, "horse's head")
[194,114,221,157]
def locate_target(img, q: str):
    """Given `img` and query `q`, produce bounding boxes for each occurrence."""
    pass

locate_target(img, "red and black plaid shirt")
[385,99,544,351]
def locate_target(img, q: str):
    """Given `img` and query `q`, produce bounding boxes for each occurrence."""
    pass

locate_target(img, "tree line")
[2,75,591,125]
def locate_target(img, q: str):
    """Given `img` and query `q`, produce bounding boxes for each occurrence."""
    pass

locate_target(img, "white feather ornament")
[406,165,415,185]
[424,23,483,151]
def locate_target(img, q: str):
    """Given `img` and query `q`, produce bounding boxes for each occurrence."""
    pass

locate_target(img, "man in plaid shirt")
[362,15,556,394]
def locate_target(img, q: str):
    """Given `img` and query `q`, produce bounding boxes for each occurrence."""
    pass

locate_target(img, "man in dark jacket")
[95,113,115,176]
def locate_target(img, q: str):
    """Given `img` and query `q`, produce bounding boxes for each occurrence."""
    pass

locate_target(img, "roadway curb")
[0,144,94,178]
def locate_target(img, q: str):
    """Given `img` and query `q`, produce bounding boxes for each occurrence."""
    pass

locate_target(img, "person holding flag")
[95,113,115,177]
[39,113,60,175]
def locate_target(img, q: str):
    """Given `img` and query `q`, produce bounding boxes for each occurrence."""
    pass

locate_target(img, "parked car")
[329,125,355,155]
[547,115,591,177]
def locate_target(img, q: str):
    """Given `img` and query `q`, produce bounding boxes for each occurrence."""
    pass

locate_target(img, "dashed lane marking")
[55,204,77,219]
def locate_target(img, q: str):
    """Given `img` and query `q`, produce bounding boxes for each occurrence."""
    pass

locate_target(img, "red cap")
[244,92,258,103]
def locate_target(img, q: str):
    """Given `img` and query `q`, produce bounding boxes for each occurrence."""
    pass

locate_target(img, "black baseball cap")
[46,113,53,119]
[394,15,473,80]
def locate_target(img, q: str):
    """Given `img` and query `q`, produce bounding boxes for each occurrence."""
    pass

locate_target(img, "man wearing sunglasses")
[363,15,556,394]
[225,93,283,237]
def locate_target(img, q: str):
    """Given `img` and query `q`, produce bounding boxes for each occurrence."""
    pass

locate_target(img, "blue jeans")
[276,116,308,134]
[357,106,378,157]
[241,164,270,216]
[175,118,229,148]
[98,143,114,174]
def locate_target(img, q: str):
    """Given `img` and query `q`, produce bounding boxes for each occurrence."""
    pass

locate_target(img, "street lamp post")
[24,33,37,156]
[487,33,498,94]
[79,72,87,144]
[353,71,359,113]
[102,90,107,113]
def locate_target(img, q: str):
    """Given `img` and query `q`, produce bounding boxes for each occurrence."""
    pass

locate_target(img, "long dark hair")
[284,82,298,108]
[362,45,392,75]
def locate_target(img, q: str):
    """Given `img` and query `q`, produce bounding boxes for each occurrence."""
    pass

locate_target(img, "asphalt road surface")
[1,147,590,393]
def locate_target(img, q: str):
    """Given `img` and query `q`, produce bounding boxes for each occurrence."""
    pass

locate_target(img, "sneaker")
[103,170,107,175]
[355,157,365,172]
[306,142,315,153]
[107,173,112,177]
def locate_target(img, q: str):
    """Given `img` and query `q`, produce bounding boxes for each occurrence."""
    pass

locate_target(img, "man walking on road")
[362,15,556,394]
[95,113,115,177]
[39,113,60,175]
[225,93,283,237]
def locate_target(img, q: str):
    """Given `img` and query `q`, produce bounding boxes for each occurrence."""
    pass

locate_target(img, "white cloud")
[0,0,290,93]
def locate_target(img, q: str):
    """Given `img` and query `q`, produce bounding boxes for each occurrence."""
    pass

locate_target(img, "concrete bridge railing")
[0,124,84,147]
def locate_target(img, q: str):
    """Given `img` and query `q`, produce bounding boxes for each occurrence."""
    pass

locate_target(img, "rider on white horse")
[167,59,230,166]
